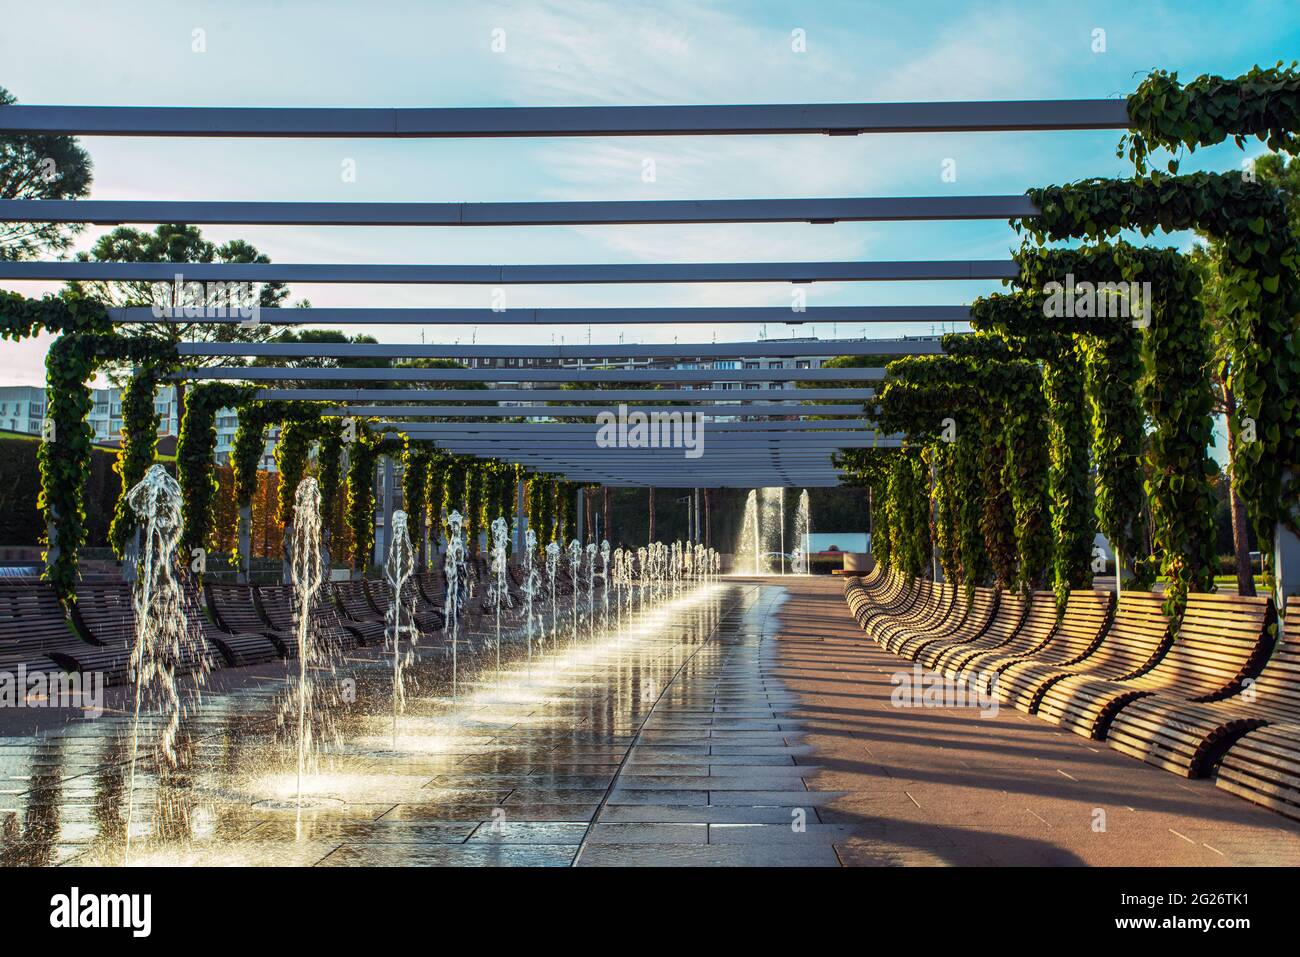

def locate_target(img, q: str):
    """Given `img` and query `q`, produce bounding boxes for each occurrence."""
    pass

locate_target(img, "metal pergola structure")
[1,97,1127,491]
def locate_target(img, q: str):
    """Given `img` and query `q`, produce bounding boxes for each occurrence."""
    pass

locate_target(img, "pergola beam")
[178,338,941,359]
[0,100,1130,138]
[180,367,885,383]
[129,305,972,326]
[0,259,1018,285]
[323,403,866,417]
[256,387,873,401]
[0,195,1038,227]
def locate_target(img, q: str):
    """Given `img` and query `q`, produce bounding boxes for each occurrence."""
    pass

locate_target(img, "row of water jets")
[120,465,721,863]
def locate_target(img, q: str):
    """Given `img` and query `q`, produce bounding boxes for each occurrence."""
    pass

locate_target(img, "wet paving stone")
[0,582,902,867]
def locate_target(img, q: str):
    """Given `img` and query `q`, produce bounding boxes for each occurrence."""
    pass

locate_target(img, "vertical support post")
[693,488,701,543]
[1275,471,1299,614]
[122,527,140,583]
[238,505,251,583]
[515,476,526,555]
[378,453,394,568]
[575,486,584,545]
[648,486,656,543]
[930,458,943,583]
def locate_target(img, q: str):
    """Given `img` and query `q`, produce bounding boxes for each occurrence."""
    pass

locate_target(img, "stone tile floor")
[2,576,1297,866]
[772,575,1300,866]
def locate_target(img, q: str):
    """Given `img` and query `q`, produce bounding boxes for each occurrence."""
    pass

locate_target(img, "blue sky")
[2,0,1298,393]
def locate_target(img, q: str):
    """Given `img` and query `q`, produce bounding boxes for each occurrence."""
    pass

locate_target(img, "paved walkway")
[771,576,1300,866]
[4,577,1298,867]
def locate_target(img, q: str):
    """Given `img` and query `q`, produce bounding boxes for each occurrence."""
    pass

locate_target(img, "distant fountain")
[585,542,597,640]
[567,540,581,646]
[522,529,540,663]
[761,487,784,574]
[384,509,417,742]
[792,489,811,575]
[443,511,466,698]
[600,540,611,633]
[489,517,511,669]
[636,547,647,614]
[737,490,765,574]
[545,541,560,649]
[612,546,625,632]
[123,465,197,864]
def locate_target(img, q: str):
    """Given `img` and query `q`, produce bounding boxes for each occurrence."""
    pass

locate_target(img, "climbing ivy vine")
[1121,64,1300,175]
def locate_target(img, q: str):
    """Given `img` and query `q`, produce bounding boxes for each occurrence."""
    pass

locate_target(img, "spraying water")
[737,490,764,574]
[289,478,326,811]
[545,541,560,650]
[489,517,511,669]
[792,489,811,575]
[636,547,647,615]
[585,542,597,640]
[600,540,611,633]
[522,529,540,662]
[123,464,196,864]
[443,511,466,699]
[567,540,581,646]
[384,509,417,742]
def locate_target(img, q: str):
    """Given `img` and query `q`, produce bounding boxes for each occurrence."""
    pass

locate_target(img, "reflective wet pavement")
[2,582,848,867]
[10,576,1293,867]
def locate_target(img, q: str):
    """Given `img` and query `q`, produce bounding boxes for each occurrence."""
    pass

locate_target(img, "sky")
[2,0,1298,396]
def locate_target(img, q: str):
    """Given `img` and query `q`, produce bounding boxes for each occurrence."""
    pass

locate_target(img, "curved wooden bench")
[874,579,950,651]
[924,589,1028,672]
[1033,592,1175,727]
[0,580,95,678]
[897,587,997,661]
[258,584,360,656]
[946,589,1059,680]
[1084,596,1300,787]
[860,571,918,638]
[200,582,284,666]
[365,578,445,637]
[1043,593,1275,744]
[987,587,1154,712]
[850,570,919,645]
[71,582,217,683]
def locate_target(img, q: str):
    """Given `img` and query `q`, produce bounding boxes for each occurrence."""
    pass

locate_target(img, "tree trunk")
[648,487,656,543]
[1223,382,1256,596]
[584,487,594,543]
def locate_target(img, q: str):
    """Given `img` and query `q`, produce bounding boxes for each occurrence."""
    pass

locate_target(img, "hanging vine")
[0,290,111,340]
[107,362,167,557]
[1121,63,1300,175]
[40,333,176,604]
[969,292,1095,603]
[177,381,255,556]
[1010,241,1219,615]
[1017,173,1300,557]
